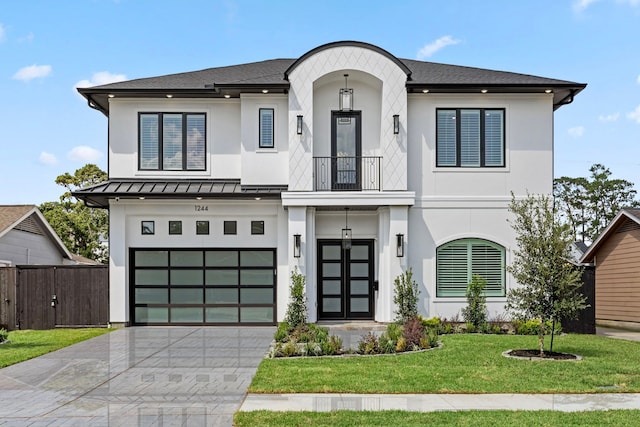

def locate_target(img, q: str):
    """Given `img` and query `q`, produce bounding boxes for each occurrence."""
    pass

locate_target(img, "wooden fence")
[562,266,596,334]
[0,265,108,330]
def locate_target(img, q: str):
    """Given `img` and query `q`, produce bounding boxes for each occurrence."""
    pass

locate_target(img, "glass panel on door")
[318,240,373,320]
[332,112,361,190]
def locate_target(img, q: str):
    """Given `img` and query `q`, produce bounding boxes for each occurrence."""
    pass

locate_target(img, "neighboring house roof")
[73,179,288,208]
[70,253,102,265]
[0,205,73,260]
[78,40,586,115]
[580,208,640,264]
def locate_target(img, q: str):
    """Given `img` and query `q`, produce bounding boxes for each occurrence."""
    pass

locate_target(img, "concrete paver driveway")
[0,327,274,426]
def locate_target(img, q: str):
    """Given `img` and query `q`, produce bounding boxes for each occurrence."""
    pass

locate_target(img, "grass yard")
[249,333,640,393]
[234,409,640,426]
[0,328,111,368]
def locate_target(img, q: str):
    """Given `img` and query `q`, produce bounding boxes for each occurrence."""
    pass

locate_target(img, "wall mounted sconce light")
[339,74,353,111]
[342,208,352,250]
[393,114,400,134]
[297,115,303,135]
[293,234,301,258]
[396,233,404,257]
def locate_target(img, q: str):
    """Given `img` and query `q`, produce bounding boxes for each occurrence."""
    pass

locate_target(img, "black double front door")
[317,240,374,320]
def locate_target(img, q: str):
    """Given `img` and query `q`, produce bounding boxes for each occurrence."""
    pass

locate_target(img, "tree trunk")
[538,331,545,356]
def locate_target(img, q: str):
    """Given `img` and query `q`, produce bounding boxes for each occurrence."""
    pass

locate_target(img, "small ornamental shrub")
[461,274,488,331]
[421,316,442,331]
[274,322,290,342]
[282,341,297,357]
[321,335,343,356]
[0,328,8,343]
[385,322,403,342]
[393,268,420,323]
[402,317,425,348]
[285,267,308,328]
[395,336,407,352]
[358,332,380,355]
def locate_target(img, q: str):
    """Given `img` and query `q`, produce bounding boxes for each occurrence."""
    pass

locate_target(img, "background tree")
[506,193,587,355]
[39,164,108,263]
[554,164,638,243]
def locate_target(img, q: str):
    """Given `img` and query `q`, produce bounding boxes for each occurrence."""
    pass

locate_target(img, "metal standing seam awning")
[72,179,288,208]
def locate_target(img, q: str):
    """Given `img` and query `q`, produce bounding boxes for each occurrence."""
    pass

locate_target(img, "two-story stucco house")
[75,41,585,327]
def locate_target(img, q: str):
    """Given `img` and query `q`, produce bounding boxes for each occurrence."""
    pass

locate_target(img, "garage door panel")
[206,288,238,304]
[131,248,275,325]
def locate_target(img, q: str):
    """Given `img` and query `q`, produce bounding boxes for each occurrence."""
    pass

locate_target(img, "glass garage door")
[131,248,276,325]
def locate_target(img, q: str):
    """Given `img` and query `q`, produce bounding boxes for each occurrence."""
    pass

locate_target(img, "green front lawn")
[0,328,111,368]
[250,334,640,393]
[234,410,640,427]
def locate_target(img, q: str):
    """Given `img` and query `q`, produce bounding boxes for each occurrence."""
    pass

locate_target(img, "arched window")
[436,238,505,297]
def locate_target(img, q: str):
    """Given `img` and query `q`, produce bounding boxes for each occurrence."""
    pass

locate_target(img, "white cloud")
[627,105,640,123]
[568,126,585,137]
[573,0,601,12]
[637,74,640,84]
[39,152,57,165]
[417,36,461,60]
[75,71,127,89]
[67,146,103,163]
[13,64,52,81]
[0,23,6,43]
[18,32,34,43]
[618,0,640,7]
[598,112,620,122]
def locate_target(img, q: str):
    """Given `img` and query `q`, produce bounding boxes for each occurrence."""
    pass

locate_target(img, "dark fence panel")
[16,265,108,330]
[55,266,109,327]
[0,268,17,330]
[562,266,596,334]
[17,267,55,330]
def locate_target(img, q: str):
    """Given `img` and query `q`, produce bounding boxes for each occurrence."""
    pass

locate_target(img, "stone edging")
[501,349,583,362]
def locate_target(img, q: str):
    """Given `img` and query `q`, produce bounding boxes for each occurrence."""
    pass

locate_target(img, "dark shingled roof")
[73,179,288,208]
[78,41,585,115]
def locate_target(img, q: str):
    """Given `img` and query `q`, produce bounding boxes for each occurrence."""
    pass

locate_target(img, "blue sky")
[1,0,639,205]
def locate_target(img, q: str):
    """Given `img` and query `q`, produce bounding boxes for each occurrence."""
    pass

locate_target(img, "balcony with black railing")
[313,156,382,191]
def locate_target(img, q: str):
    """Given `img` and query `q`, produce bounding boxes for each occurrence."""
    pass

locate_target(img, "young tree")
[506,193,587,355]
[39,164,108,263]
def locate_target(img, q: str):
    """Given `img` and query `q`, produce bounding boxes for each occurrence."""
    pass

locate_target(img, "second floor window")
[259,108,274,148]
[139,113,206,171]
[436,109,504,167]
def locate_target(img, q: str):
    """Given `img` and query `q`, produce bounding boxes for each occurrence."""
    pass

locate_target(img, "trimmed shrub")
[393,268,420,323]
[0,328,8,343]
[461,274,488,331]
[285,267,307,328]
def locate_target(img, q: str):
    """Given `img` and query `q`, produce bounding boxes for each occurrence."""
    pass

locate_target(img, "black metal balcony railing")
[313,156,382,191]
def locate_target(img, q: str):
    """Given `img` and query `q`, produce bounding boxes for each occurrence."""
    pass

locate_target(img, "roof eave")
[580,210,640,263]
[406,82,586,110]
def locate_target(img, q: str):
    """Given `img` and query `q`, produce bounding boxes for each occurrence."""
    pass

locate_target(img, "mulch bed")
[504,349,580,361]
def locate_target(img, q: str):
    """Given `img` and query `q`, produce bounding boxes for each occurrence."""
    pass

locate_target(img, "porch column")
[376,205,409,322]
[108,202,128,326]
[286,206,308,322]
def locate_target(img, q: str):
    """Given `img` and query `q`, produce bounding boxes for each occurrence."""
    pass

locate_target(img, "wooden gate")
[16,265,108,330]
[0,268,17,330]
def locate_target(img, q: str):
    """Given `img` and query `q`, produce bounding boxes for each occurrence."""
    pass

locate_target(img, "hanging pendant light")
[339,74,353,111]
[342,207,352,250]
